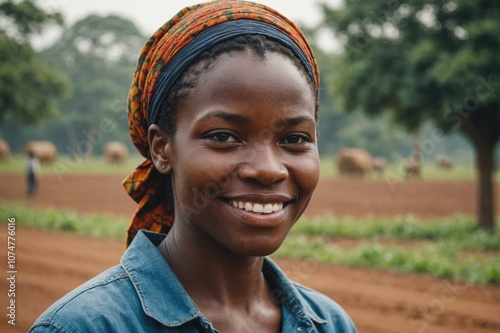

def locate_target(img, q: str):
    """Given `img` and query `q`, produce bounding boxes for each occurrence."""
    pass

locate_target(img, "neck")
[157,222,270,309]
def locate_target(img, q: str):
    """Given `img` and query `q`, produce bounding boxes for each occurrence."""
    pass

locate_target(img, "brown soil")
[0,174,499,333]
[0,174,493,219]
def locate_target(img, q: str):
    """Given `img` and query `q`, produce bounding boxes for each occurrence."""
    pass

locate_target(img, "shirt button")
[204,323,209,329]
[297,328,302,332]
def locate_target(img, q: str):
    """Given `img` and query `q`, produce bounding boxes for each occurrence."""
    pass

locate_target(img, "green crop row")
[293,215,500,250]
[2,155,495,181]
[1,202,128,239]
[1,202,498,284]
[275,235,500,285]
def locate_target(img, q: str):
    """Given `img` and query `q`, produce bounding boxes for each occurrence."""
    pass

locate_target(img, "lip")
[225,201,289,228]
[223,194,293,203]
[222,194,293,228]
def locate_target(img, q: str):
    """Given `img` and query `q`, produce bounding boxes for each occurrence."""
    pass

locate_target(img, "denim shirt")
[29,230,357,333]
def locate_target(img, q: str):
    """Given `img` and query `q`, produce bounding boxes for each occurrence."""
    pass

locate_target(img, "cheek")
[172,156,226,205]
[291,151,320,198]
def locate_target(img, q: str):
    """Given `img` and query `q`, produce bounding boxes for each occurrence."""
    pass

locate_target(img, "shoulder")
[293,281,358,332]
[29,265,139,332]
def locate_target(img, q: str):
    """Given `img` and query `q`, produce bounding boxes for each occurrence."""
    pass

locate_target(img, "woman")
[29,1,357,332]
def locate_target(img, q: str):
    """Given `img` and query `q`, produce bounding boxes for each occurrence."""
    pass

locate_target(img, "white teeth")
[244,202,253,211]
[263,203,273,213]
[253,203,264,213]
[229,200,285,214]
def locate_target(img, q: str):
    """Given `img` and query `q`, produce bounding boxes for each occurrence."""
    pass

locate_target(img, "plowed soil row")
[0,174,499,333]
[0,174,494,219]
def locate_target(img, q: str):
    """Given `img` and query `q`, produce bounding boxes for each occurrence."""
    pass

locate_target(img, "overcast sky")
[38,0,342,51]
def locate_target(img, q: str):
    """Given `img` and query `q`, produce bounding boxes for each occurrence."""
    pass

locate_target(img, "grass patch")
[292,215,500,250]
[1,202,498,285]
[0,155,144,176]
[2,154,495,182]
[276,236,500,284]
[275,215,500,285]
[0,202,129,240]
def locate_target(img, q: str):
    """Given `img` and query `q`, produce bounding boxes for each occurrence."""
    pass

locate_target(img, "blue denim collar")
[121,230,202,326]
[263,259,328,325]
[121,230,327,328]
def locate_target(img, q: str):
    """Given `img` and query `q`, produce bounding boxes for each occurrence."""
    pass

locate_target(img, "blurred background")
[0,1,499,333]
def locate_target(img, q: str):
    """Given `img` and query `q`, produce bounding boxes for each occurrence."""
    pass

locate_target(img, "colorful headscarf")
[123,0,320,246]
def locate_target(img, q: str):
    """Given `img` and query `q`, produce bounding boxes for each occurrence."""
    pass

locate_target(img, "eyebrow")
[196,111,315,127]
[196,111,252,124]
[279,115,316,127]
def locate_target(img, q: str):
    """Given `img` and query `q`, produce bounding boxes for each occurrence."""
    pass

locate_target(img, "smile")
[228,200,284,214]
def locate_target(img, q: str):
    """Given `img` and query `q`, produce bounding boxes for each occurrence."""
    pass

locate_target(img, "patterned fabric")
[123,0,320,246]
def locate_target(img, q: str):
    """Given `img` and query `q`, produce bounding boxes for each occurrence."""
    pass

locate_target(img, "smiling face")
[152,49,319,257]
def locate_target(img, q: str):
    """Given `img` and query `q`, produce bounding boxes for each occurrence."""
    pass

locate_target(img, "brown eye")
[205,130,239,144]
[213,132,231,142]
[281,133,311,145]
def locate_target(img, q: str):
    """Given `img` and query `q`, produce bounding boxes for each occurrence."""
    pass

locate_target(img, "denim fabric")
[29,230,357,333]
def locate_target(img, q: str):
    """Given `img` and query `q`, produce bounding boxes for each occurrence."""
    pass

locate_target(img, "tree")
[0,0,67,126]
[321,0,500,229]
[42,14,145,157]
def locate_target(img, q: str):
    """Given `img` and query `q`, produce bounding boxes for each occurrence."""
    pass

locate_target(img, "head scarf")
[123,0,320,246]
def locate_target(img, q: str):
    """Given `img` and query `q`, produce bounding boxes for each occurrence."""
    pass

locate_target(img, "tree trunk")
[461,115,497,230]
[474,138,496,229]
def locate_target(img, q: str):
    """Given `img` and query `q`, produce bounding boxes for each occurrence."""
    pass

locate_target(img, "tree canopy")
[41,14,145,157]
[321,0,500,229]
[0,0,67,125]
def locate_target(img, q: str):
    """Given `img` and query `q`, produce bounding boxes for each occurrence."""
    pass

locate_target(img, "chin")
[231,238,286,257]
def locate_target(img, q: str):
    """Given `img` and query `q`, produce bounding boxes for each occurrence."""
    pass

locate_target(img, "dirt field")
[0,173,492,218]
[1,174,499,333]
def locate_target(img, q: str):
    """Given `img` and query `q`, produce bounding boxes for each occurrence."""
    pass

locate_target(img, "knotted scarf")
[123,0,319,246]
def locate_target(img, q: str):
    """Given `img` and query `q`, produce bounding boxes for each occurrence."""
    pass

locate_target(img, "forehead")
[179,50,316,124]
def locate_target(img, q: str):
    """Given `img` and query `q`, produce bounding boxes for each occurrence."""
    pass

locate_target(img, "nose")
[238,145,288,185]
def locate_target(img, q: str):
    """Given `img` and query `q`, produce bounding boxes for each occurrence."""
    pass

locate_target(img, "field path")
[1,174,499,332]
[0,227,498,333]
[0,174,494,219]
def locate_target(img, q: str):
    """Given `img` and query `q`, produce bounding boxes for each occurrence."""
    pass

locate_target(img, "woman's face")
[166,50,319,256]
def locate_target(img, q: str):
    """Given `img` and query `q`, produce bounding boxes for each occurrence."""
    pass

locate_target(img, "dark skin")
[149,50,319,333]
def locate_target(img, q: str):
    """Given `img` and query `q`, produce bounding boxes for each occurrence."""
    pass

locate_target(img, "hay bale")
[436,155,454,169]
[372,157,387,174]
[336,148,373,177]
[0,139,10,160]
[104,141,128,164]
[23,141,57,164]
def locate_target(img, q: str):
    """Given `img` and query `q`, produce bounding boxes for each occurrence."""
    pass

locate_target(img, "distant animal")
[336,148,373,177]
[403,159,421,178]
[436,155,454,169]
[372,157,387,175]
[23,141,57,164]
[104,141,128,164]
[0,139,10,160]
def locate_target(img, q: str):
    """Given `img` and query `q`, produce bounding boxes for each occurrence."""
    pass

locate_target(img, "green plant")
[2,202,498,284]
[0,202,128,239]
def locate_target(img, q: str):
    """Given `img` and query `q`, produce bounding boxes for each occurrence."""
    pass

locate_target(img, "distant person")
[29,1,357,332]
[26,151,40,197]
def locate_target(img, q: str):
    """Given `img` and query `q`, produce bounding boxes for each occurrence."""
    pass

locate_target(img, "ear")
[148,124,172,175]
